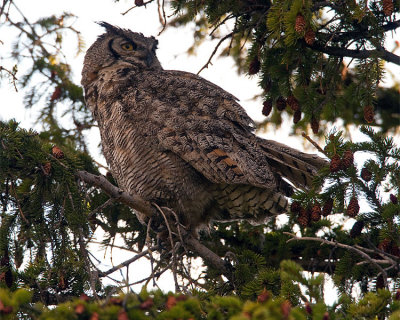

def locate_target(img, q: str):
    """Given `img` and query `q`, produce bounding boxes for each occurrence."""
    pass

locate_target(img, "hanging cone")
[382,0,394,16]
[363,105,374,123]
[262,100,273,117]
[295,14,306,33]
[347,196,360,217]
[304,29,316,45]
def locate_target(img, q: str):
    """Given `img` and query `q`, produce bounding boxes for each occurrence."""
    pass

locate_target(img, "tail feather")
[257,138,328,189]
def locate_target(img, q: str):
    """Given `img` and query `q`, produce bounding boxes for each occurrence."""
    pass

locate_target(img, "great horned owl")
[81,22,327,230]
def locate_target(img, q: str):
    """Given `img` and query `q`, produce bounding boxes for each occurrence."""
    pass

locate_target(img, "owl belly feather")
[96,106,215,229]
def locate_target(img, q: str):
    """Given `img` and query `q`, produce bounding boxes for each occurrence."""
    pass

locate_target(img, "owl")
[81,22,327,230]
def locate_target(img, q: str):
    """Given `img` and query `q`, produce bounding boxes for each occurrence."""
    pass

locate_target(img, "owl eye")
[121,42,135,51]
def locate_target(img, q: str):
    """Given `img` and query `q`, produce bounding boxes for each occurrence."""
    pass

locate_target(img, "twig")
[98,245,160,277]
[157,0,167,36]
[197,32,234,75]
[302,132,328,156]
[284,232,389,288]
[152,202,180,292]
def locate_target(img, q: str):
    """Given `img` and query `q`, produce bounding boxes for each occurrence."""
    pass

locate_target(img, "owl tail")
[211,184,289,224]
[257,138,328,190]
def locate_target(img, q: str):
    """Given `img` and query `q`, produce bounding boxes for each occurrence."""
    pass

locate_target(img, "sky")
[0,0,399,302]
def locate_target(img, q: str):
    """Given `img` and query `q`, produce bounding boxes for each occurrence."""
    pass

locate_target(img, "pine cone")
[281,300,291,318]
[347,196,360,217]
[363,105,374,123]
[43,161,52,176]
[391,244,400,257]
[293,109,302,124]
[52,145,64,159]
[276,96,287,111]
[311,116,319,134]
[341,150,354,169]
[329,154,341,173]
[304,30,316,45]
[390,194,398,204]
[297,207,310,227]
[396,289,400,301]
[257,288,270,303]
[290,201,301,213]
[376,274,385,290]
[50,86,62,101]
[322,198,333,216]
[262,100,273,117]
[135,0,144,6]
[287,95,300,111]
[311,203,321,221]
[295,14,306,33]
[361,167,372,181]
[382,0,394,16]
[323,312,330,320]
[378,238,392,252]
[139,298,154,310]
[249,57,261,75]
[350,220,364,238]
[305,302,312,314]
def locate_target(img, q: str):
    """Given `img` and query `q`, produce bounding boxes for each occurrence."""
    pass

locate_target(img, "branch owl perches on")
[81,22,327,232]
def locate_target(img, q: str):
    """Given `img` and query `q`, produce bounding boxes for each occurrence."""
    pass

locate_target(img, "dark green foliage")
[169,0,400,134]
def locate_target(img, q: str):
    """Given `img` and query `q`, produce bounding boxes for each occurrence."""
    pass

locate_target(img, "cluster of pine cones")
[290,198,334,227]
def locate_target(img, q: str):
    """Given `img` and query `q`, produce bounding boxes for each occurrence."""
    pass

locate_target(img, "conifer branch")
[307,42,400,65]
[284,232,389,288]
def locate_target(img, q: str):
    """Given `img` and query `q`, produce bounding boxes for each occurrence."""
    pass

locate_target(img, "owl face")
[81,22,161,87]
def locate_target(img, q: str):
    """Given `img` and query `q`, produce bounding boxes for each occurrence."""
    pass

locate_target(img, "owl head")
[81,22,162,87]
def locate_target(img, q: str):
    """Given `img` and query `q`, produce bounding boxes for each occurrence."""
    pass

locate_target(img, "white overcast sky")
[0,0,399,300]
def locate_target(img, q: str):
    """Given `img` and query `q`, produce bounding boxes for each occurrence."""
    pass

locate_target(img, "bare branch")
[284,232,389,288]
[76,170,155,218]
[98,245,160,277]
[197,32,234,74]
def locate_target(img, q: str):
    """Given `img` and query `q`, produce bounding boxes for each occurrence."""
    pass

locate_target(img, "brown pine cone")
[382,0,394,16]
[276,96,287,111]
[293,109,302,124]
[135,0,144,6]
[350,220,364,238]
[297,207,310,227]
[311,203,321,221]
[311,116,319,134]
[378,238,392,252]
[295,14,306,33]
[390,194,398,204]
[396,289,400,301]
[43,161,52,176]
[290,201,301,213]
[341,150,354,169]
[257,288,270,303]
[322,312,330,320]
[361,167,372,181]
[391,244,400,257]
[322,198,334,216]
[363,105,374,123]
[52,145,64,159]
[305,302,312,314]
[329,154,341,173]
[50,86,62,101]
[304,29,316,45]
[347,196,360,217]
[287,95,300,111]
[262,100,273,117]
[249,57,261,75]
[376,274,385,290]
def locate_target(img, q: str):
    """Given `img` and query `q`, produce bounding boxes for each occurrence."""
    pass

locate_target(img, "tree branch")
[308,41,400,65]
[75,170,155,218]
[284,232,389,288]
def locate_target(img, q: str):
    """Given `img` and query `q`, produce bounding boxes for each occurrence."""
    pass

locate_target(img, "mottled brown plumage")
[81,22,327,230]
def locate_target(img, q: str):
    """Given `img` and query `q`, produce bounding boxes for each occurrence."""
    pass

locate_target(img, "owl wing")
[144,70,326,191]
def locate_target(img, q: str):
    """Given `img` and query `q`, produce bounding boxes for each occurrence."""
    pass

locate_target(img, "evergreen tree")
[0,0,399,318]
